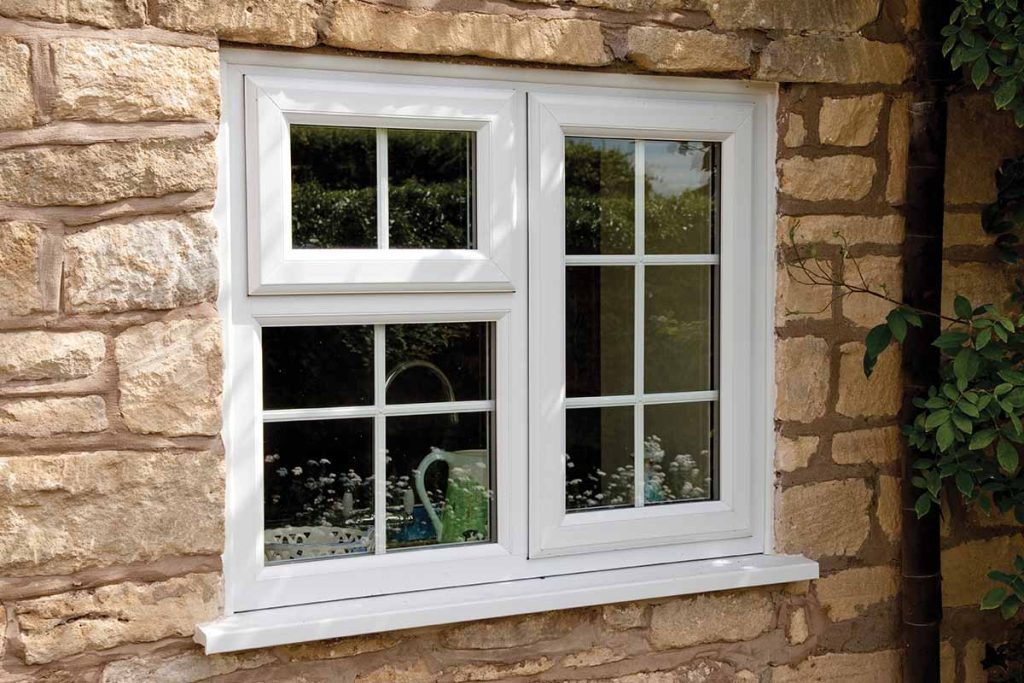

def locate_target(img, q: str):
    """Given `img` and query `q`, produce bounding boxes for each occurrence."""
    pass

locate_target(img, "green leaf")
[970,428,999,449]
[977,327,993,349]
[866,324,892,356]
[902,309,923,327]
[972,55,991,88]
[952,411,974,433]
[998,438,1020,472]
[954,294,974,319]
[956,470,975,495]
[996,80,1018,108]
[887,309,908,343]
[914,492,933,518]
[937,421,956,451]
[954,348,982,382]
[1002,597,1021,619]
[934,331,970,349]
[925,409,951,430]
[983,586,1009,609]
[959,401,981,418]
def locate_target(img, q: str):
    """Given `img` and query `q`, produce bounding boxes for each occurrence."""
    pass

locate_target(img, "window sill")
[196,553,817,653]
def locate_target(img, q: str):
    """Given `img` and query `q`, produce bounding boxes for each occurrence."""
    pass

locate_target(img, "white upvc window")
[206,49,815,654]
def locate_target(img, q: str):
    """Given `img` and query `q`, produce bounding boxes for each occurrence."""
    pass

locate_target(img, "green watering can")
[414,448,490,544]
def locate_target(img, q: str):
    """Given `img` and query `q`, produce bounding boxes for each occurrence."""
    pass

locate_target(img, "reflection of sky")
[645,141,712,196]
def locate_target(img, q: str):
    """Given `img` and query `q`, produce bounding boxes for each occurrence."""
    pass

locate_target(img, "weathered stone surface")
[281,633,401,662]
[946,93,1024,205]
[52,39,219,123]
[64,214,217,314]
[709,0,880,31]
[115,318,222,436]
[356,662,438,683]
[0,37,34,129]
[842,255,902,328]
[775,337,830,423]
[779,155,876,202]
[776,434,818,472]
[152,0,318,47]
[0,137,216,207]
[963,639,986,682]
[0,221,53,317]
[787,607,809,645]
[819,94,884,146]
[776,479,871,558]
[772,650,901,682]
[832,426,901,465]
[562,647,625,668]
[777,261,832,321]
[886,95,910,205]
[649,590,774,649]
[942,262,1015,315]
[0,331,106,383]
[943,536,1024,607]
[602,602,647,630]
[877,475,900,543]
[519,0,705,7]
[626,27,751,73]
[0,0,145,28]
[941,640,956,683]
[325,2,610,67]
[836,343,901,418]
[757,36,912,85]
[0,395,106,437]
[449,657,553,682]
[0,450,223,577]
[779,214,904,246]
[944,212,988,247]
[15,573,220,664]
[784,113,807,147]
[102,649,275,683]
[815,566,898,621]
[441,610,582,649]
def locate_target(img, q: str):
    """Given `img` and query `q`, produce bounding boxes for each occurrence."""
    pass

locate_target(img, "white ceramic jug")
[414,448,489,541]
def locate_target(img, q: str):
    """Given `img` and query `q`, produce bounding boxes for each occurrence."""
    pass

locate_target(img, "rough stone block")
[815,565,898,621]
[836,343,901,418]
[943,536,1024,607]
[449,657,553,682]
[775,336,830,423]
[784,113,807,147]
[0,395,106,437]
[0,37,34,129]
[440,610,582,650]
[946,93,1024,205]
[102,649,275,683]
[709,0,880,31]
[819,94,884,146]
[0,331,106,383]
[832,426,901,465]
[787,607,809,645]
[772,650,900,682]
[776,479,871,558]
[877,475,900,543]
[0,0,146,28]
[776,434,818,472]
[841,255,902,328]
[779,155,876,202]
[562,647,625,668]
[942,262,1016,316]
[944,212,988,247]
[626,27,751,73]
[886,95,910,205]
[757,36,912,85]
[777,261,833,322]
[602,602,647,630]
[152,0,318,46]
[778,215,904,246]
[0,221,56,317]
[648,590,774,649]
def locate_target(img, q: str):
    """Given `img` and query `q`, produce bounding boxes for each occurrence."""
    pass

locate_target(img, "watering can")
[414,448,490,543]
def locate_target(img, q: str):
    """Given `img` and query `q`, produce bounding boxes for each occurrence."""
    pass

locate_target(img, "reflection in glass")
[385,323,490,405]
[644,402,714,504]
[389,129,475,249]
[263,419,375,563]
[566,266,634,398]
[645,266,714,394]
[262,325,373,410]
[644,141,717,255]
[385,412,493,550]
[566,406,634,511]
[290,125,377,249]
[565,137,635,255]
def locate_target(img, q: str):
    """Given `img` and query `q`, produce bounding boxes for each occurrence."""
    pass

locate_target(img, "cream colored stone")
[776,434,818,472]
[842,255,902,328]
[0,221,52,317]
[776,479,871,558]
[626,27,751,73]
[282,633,401,661]
[787,607,809,645]
[943,535,1024,607]
[0,395,106,437]
[779,155,876,202]
[777,261,833,322]
[519,0,706,7]
[832,426,902,465]
[836,343,901,418]
[441,610,582,649]
[778,215,905,246]
[946,93,1024,205]
[941,640,956,683]
[944,212,989,247]
[784,113,807,147]
[64,214,217,314]
[772,650,900,682]
[815,566,898,621]
[0,37,34,129]
[152,0,318,47]
[942,262,1015,315]
[0,138,216,207]
[562,647,626,668]
[0,0,145,28]
[757,36,912,85]
[16,573,220,664]
[450,657,553,682]
[775,336,830,423]
[709,0,880,31]
[877,475,900,543]
[102,649,275,683]
[325,2,610,67]
[602,602,647,630]
[819,94,884,147]
[963,639,986,682]
[356,662,438,683]
[0,450,223,577]
[887,95,911,205]
[905,0,921,31]
[115,318,222,436]
[0,331,106,383]
[52,39,219,123]
[648,590,773,649]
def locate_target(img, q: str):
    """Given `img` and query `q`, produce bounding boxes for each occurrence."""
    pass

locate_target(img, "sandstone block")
[709,0,880,31]
[779,155,876,202]
[0,331,105,383]
[648,589,774,649]
[842,255,902,328]
[281,633,402,662]
[115,318,222,436]
[449,657,553,682]
[626,27,751,73]
[776,479,871,558]
[0,221,56,317]
[877,475,900,543]
[0,0,145,28]
[602,602,647,630]
[832,426,901,465]
[0,450,223,577]
[757,36,912,85]
[562,647,625,668]
[886,95,910,205]
[944,212,988,247]
[778,215,904,246]
[518,0,706,7]
[356,662,438,683]
[102,649,275,683]
[776,434,818,472]
[946,93,1024,205]
[64,214,217,314]
[15,573,220,664]
[0,37,34,129]
[815,565,898,621]
[787,607,809,645]
[943,535,1024,607]
[152,0,318,47]
[324,2,610,67]
[819,94,884,146]
[775,336,830,423]
[52,39,219,123]
[441,610,582,649]
[772,650,900,682]
[784,113,807,147]
[0,395,106,437]
[0,138,216,207]
[836,343,901,418]
[941,641,956,683]
[942,262,1015,315]
[777,261,832,322]
[963,639,986,682]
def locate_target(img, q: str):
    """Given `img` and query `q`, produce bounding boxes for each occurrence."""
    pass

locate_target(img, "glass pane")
[644,402,714,505]
[565,137,635,255]
[566,266,634,398]
[264,419,375,564]
[645,266,714,394]
[385,323,490,405]
[385,412,493,550]
[566,406,634,512]
[644,141,717,255]
[389,129,475,249]
[290,125,377,249]
[262,326,373,410]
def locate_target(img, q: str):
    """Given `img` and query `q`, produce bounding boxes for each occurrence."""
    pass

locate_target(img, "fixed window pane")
[644,141,717,255]
[385,412,493,550]
[388,129,476,249]
[262,325,373,410]
[566,406,634,512]
[565,137,635,255]
[566,266,634,398]
[290,125,377,249]
[644,266,714,394]
[264,418,375,564]
[385,323,490,405]
[644,402,714,505]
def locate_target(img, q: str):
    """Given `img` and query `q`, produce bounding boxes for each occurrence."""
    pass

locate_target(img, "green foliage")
[982,555,1024,618]
[984,156,1024,269]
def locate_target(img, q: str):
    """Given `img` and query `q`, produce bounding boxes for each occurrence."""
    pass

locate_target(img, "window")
[207,50,815,652]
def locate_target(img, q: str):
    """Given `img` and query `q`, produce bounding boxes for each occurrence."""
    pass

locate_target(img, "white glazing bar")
[642,390,719,405]
[565,391,720,410]
[643,254,719,266]
[564,254,719,266]
[263,405,377,423]
[376,128,389,250]
[384,400,495,417]
[373,324,387,554]
[633,139,645,510]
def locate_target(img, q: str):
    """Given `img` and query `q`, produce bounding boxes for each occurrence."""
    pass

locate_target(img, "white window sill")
[196,553,817,654]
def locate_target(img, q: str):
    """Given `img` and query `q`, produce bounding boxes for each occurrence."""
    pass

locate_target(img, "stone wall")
[0,0,1007,680]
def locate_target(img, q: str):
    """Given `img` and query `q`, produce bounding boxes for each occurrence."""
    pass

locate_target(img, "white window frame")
[204,48,816,654]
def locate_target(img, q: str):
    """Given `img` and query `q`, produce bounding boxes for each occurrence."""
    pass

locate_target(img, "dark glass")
[644,402,714,504]
[388,129,475,249]
[290,125,377,248]
[566,406,634,512]
[566,266,634,398]
[262,326,373,410]
[644,266,714,394]
[565,137,635,255]
[263,418,375,563]
[644,141,717,255]
[385,412,493,550]
[385,323,490,405]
